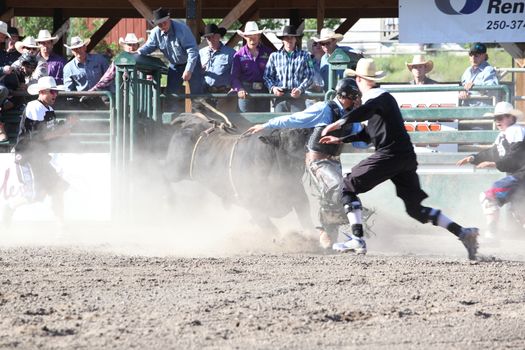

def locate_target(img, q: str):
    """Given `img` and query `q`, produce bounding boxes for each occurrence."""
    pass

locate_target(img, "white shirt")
[25,99,54,121]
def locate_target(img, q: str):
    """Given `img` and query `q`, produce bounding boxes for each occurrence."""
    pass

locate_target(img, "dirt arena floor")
[1,220,525,350]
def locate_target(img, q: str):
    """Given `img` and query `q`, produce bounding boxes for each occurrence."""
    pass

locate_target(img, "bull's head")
[259,128,310,163]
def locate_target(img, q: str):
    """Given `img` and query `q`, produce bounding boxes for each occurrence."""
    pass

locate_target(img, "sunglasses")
[25,47,39,51]
[319,41,332,46]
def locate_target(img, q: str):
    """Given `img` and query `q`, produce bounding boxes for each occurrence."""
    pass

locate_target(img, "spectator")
[0,21,11,111]
[263,25,314,113]
[3,76,74,229]
[406,55,437,85]
[63,36,110,108]
[138,7,203,110]
[90,33,143,92]
[314,28,362,91]
[12,36,48,82]
[231,21,274,112]
[36,29,67,85]
[5,26,21,65]
[199,24,237,112]
[305,38,325,107]
[459,42,499,106]
[457,102,525,241]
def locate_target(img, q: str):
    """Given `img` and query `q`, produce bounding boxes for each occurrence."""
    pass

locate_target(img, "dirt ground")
[1,222,525,350]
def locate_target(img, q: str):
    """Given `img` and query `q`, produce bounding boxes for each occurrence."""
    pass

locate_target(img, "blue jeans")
[238,83,269,112]
[273,97,306,113]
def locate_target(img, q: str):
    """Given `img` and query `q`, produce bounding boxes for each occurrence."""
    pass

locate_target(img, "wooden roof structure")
[2,0,398,49]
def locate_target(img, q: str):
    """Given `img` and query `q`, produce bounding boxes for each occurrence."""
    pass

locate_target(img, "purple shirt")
[90,62,115,91]
[231,44,274,91]
[41,52,67,85]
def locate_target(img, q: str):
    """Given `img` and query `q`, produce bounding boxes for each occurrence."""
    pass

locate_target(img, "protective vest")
[15,101,57,155]
[306,101,345,156]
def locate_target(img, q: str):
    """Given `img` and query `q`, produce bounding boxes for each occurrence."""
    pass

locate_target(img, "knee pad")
[406,205,440,225]
[342,191,362,214]
[480,192,498,215]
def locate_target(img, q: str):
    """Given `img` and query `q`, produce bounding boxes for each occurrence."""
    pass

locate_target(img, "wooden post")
[184,81,192,113]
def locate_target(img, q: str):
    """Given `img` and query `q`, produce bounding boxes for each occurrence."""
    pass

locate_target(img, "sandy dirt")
[1,223,525,350]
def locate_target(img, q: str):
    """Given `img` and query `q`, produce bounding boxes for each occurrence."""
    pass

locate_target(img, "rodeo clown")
[3,76,74,228]
[247,78,367,249]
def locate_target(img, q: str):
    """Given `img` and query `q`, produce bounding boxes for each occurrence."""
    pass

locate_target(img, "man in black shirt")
[321,58,479,260]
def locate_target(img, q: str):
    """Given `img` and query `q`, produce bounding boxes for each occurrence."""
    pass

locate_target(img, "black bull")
[163,113,315,233]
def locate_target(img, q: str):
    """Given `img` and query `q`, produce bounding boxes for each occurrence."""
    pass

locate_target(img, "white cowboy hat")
[236,21,264,37]
[344,58,386,81]
[35,29,59,43]
[118,33,144,46]
[64,36,90,49]
[27,76,64,95]
[406,54,434,73]
[15,36,39,54]
[0,21,10,38]
[483,101,523,120]
[312,28,343,43]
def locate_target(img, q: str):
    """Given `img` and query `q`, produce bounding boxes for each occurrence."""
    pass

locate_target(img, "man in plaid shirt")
[263,25,314,113]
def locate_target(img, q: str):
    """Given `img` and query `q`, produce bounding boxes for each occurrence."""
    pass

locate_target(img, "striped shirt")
[263,48,314,93]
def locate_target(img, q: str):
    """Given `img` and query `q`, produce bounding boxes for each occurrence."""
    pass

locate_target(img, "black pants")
[343,151,428,208]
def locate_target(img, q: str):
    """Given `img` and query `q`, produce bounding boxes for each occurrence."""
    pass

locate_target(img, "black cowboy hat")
[276,25,302,39]
[201,24,227,37]
[153,7,170,25]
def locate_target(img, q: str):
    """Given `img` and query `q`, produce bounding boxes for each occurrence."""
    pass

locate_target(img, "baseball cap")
[469,42,487,55]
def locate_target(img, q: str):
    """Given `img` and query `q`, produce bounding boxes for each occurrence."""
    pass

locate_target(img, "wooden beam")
[335,17,359,34]
[225,9,259,48]
[186,0,202,44]
[0,8,14,23]
[218,0,256,29]
[128,0,153,25]
[316,0,324,34]
[86,17,120,53]
[53,11,69,57]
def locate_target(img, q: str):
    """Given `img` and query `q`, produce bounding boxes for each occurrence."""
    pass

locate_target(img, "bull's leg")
[249,212,279,235]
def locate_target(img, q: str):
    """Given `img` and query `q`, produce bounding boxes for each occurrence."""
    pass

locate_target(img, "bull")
[163,113,315,235]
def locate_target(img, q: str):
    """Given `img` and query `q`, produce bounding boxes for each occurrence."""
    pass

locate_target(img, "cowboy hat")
[406,54,433,73]
[153,7,170,25]
[0,21,10,38]
[201,24,227,37]
[344,58,386,81]
[118,33,144,45]
[276,25,302,39]
[15,36,39,54]
[64,36,90,49]
[312,28,343,43]
[7,26,19,38]
[483,101,523,120]
[236,21,264,37]
[27,76,64,95]
[35,29,59,43]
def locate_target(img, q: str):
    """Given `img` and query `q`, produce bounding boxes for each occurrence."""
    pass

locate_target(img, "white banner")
[400,0,525,43]
[0,153,111,222]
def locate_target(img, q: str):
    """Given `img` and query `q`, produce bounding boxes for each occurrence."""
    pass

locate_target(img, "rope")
[199,99,235,129]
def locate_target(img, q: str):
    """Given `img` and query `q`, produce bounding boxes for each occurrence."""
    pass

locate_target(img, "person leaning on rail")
[263,25,314,113]
[320,58,480,260]
[137,7,204,111]
[199,24,237,113]
[63,36,111,109]
[246,78,367,249]
[231,21,274,113]
[459,42,499,106]
[89,33,144,93]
